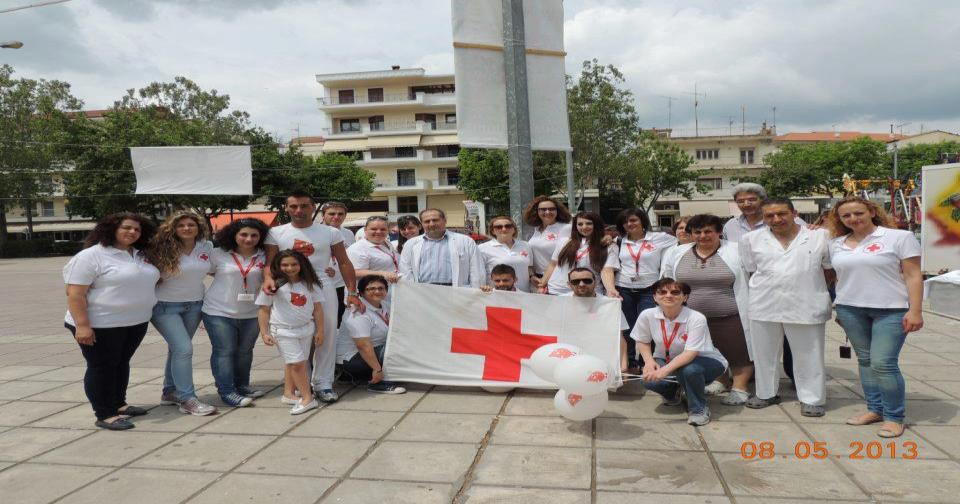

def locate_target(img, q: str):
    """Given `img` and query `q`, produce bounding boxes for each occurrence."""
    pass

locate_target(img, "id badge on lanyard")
[232,252,259,302]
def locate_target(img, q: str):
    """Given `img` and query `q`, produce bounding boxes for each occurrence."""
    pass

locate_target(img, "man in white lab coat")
[399,208,485,288]
[740,198,833,417]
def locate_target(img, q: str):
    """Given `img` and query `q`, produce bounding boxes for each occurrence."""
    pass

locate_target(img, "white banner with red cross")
[382,283,622,388]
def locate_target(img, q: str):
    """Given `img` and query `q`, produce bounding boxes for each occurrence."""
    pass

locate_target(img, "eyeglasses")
[366,216,388,223]
[735,197,760,204]
[569,278,594,285]
[656,289,683,296]
[492,223,514,230]
[364,286,387,292]
[537,207,558,213]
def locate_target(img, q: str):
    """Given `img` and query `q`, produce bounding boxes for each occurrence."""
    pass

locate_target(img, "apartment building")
[299,66,467,227]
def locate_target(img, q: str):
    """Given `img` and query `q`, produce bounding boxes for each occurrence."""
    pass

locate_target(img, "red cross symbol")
[293,239,315,257]
[547,233,557,240]
[864,243,883,253]
[520,251,529,257]
[451,306,558,382]
[640,242,655,252]
[198,253,209,261]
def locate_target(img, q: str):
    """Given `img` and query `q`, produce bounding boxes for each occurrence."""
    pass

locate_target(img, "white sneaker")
[280,395,298,405]
[704,381,728,396]
[290,399,318,415]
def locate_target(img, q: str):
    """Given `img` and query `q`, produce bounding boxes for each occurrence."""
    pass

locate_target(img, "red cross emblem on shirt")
[451,306,558,382]
[290,292,307,307]
[864,243,883,253]
[640,242,655,252]
[198,253,209,261]
[293,239,315,257]
[520,251,529,257]
[546,233,557,240]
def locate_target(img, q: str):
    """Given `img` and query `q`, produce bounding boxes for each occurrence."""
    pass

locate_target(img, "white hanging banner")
[382,283,621,388]
[451,0,572,151]
[131,146,252,195]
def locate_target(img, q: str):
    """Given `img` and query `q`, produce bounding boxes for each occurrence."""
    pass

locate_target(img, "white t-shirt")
[347,239,400,274]
[478,239,534,292]
[328,227,356,289]
[202,248,267,319]
[265,223,343,287]
[155,240,214,302]
[723,214,807,243]
[615,232,678,289]
[830,226,921,309]
[630,306,728,368]
[255,280,322,328]
[529,222,572,275]
[63,245,161,328]
[740,226,833,324]
[547,237,619,295]
[336,299,390,363]
[560,293,630,330]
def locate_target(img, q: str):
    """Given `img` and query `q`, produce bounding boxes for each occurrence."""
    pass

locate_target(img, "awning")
[6,221,96,233]
[420,134,459,147]
[321,139,368,152]
[678,200,738,217]
[209,212,278,232]
[367,135,421,149]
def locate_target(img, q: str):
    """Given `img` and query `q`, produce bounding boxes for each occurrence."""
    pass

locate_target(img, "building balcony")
[361,149,425,164]
[317,91,455,112]
[372,179,431,194]
[434,178,460,190]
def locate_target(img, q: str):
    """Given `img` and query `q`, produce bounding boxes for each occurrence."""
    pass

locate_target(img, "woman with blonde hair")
[479,215,534,291]
[827,197,923,438]
[147,211,217,416]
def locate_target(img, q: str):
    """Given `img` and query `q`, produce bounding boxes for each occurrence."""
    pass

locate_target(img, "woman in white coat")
[661,214,752,405]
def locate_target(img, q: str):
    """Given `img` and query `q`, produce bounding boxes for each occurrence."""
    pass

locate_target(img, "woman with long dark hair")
[64,212,159,430]
[539,211,619,296]
[393,215,422,254]
[523,196,573,282]
[147,211,217,416]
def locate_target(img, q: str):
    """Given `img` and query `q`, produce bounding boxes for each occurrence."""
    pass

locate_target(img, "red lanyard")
[659,319,682,363]
[231,252,259,291]
[373,243,399,272]
[625,240,648,274]
[575,246,591,263]
[374,309,390,326]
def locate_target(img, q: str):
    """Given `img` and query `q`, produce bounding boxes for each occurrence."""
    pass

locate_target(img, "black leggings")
[336,286,346,328]
[66,322,148,420]
[341,345,385,383]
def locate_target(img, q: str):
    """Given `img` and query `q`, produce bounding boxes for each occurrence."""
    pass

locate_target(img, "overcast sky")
[2,0,959,141]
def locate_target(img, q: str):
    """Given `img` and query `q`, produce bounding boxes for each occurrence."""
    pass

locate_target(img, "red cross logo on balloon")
[864,243,883,254]
[451,306,558,382]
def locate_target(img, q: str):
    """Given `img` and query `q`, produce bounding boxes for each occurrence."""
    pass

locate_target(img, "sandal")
[845,412,882,426]
[877,422,905,438]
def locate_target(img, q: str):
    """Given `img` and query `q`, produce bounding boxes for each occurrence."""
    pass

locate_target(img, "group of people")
[63,183,924,437]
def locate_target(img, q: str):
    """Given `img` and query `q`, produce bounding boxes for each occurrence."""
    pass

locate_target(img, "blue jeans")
[620,286,656,366]
[203,314,259,398]
[151,301,203,401]
[835,305,908,423]
[643,356,726,414]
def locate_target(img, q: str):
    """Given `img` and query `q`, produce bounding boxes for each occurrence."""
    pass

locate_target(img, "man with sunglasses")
[563,268,631,370]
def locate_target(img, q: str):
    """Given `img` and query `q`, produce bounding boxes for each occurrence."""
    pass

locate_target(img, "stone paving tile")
[474,445,592,489]
[352,440,478,483]
[195,405,310,435]
[0,463,112,504]
[329,388,426,412]
[0,400,76,427]
[601,394,689,420]
[388,412,492,444]
[414,390,507,414]
[289,408,405,439]
[238,437,374,478]
[596,448,724,494]
[699,420,810,454]
[781,399,875,425]
[734,499,868,504]
[25,366,85,382]
[462,485,591,503]
[0,365,58,381]
[58,468,221,504]
[905,399,960,425]
[903,365,960,381]
[0,379,71,400]
[714,453,867,500]
[127,404,222,432]
[321,479,454,504]
[23,381,87,402]
[131,432,273,471]
[909,425,960,457]
[491,415,592,447]
[802,423,949,459]
[188,473,337,504]
[0,426,92,462]
[502,391,558,416]
[839,458,960,502]
[35,430,180,466]
[595,492,732,504]
[708,403,794,423]
[926,380,960,400]
[27,403,99,429]
[595,418,702,451]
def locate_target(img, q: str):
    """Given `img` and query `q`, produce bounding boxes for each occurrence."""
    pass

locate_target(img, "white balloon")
[528,343,582,382]
[553,354,611,395]
[553,388,608,421]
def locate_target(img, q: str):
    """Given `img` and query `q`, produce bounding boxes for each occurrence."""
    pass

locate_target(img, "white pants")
[310,283,339,389]
[750,320,826,406]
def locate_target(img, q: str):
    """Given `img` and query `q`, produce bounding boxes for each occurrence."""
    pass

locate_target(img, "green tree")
[755,137,888,197]
[619,131,707,215]
[567,59,641,207]
[890,140,960,181]
[456,148,564,215]
[0,65,84,244]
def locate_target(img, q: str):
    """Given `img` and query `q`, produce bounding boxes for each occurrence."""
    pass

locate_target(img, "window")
[350,200,389,212]
[698,178,723,190]
[397,196,419,213]
[394,147,417,158]
[367,88,383,103]
[740,148,755,164]
[658,215,674,229]
[415,113,437,129]
[435,145,460,158]
[339,119,361,133]
[337,89,354,104]
[396,169,416,186]
[695,149,720,160]
[445,113,457,124]
[40,201,55,217]
[368,115,384,131]
[439,168,460,186]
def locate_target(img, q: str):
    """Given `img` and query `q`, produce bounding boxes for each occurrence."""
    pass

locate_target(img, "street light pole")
[502,0,534,236]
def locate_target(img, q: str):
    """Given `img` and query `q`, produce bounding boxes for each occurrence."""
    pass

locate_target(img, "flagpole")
[502,0,535,236]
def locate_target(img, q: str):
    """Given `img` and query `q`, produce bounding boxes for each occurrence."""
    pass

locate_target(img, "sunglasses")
[492,223,515,230]
[656,289,683,296]
[569,278,594,285]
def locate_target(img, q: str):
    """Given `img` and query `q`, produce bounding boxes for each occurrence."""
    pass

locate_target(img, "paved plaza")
[0,257,959,503]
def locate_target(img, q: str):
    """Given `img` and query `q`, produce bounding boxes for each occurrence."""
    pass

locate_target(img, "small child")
[256,250,324,415]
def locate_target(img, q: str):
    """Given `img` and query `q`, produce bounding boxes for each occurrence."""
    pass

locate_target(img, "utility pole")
[771,106,777,133]
[684,83,705,137]
[741,105,746,135]
[728,117,734,136]
[502,0,534,234]
[657,95,678,130]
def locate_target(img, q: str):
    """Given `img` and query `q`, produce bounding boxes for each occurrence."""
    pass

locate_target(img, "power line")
[0,0,71,15]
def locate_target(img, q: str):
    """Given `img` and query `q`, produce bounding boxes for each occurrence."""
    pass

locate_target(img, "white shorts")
[271,323,314,364]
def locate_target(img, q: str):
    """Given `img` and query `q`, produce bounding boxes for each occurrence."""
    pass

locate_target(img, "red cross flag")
[383,283,622,388]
